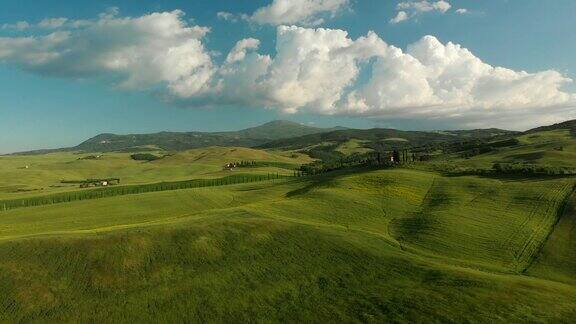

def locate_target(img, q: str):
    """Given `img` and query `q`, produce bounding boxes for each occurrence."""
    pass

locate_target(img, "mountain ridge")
[11,119,576,155]
[73,120,342,153]
[525,119,576,135]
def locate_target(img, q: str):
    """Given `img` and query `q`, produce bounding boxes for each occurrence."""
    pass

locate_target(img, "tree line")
[0,173,291,212]
[299,150,427,175]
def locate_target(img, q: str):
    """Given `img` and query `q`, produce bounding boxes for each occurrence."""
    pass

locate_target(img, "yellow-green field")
[449,129,576,168]
[0,147,311,199]
[335,139,374,155]
[0,154,575,322]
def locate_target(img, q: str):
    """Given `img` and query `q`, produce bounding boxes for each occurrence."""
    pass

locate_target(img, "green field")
[335,139,374,155]
[0,147,311,199]
[1,129,576,322]
[446,129,576,168]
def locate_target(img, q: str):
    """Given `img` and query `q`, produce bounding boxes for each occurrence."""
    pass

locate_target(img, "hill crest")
[74,120,338,152]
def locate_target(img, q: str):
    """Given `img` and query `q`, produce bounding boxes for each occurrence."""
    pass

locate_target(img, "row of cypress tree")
[0,173,292,212]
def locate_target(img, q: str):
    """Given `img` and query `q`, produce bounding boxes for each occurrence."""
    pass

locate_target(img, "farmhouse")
[224,162,237,170]
[78,178,121,188]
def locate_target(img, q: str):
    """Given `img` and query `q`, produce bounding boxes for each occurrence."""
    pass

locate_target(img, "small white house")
[224,162,237,170]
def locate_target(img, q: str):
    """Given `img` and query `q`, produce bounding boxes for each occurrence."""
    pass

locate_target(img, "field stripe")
[522,182,576,273]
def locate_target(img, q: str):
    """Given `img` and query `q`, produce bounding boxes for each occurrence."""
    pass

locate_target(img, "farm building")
[224,162,237,170]
[77,178,121,188]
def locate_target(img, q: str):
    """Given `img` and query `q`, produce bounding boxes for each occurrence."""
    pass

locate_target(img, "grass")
[0,166,575,322]
[0,147,312,199]
[443,129,576,168]
[0,173,290,212]
[2,137,576,322]
[1,217,575,323]
[335,139,374,155]
[528,187,576,284]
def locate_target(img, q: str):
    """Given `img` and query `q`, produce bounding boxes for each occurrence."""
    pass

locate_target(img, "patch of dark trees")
[130,153,163,161]
[299,150,428,175]
[430,163,576,177]
[77,155,102,160]
[491,163,576,176]
[445,138,520,158]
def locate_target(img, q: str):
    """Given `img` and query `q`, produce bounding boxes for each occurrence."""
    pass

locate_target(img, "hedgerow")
[0,173,291,212]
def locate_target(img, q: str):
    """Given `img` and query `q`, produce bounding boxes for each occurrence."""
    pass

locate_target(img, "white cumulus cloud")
[38,18,69,29]
[398,0,452,13]
[0,10,574,129]
[216,11,245,23]
[226,38,261,64]
[0,10,215,97]
[1,21,31,30]
[390,11,409,24]
[391,1,453,24]
[213,27,575,128]
[220,0,350,26]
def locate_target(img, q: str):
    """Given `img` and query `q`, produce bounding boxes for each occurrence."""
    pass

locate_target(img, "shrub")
[492,163,576,176]
[130,153,161,161]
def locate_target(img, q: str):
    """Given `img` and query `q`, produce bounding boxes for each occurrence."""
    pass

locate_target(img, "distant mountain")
[214,120,346,141]
[259,128,518,151]
[74,120,342,152]
[7,120,521,155]
[525,119,576,135]
[438,128,519,139]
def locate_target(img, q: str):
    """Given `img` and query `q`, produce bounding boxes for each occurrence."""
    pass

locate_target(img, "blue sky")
[1,0,575,153]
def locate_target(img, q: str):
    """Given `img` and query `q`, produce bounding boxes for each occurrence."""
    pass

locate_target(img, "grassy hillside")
[260,128,517,151]
[529,188,576,284]
[0,168,575,322]
[72,120,339,152]
[438,129,576,168]
[525,119,576,135]
[0,147,311,199]
[2,121,576,322]
[335,139,374,155]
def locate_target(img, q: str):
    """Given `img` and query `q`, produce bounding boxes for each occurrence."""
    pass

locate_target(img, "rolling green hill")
[259,127,517,154]
[529,189,576,284]
[8,120,518,156]
[0,168,574,322]
[525,119,576,135]
[1,120,576,322]
[0,147,311,200]
[73,120,342,152]
[436,128,576,169]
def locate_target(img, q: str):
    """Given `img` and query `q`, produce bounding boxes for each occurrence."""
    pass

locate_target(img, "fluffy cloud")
[397,0,452,13]
[342,36,574,124]
[0,10,214,96]
[226,38,261,63]
[216,11,240,23]
[391,1,453,24]
[214,27,575,128]
[390,11,409,24]
[38,18,69,29]
[1,10,574,129]
[1,21,31,30]
[1,17,92,30]
[219,0,349,26]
